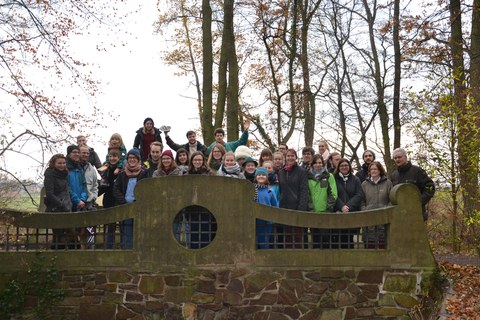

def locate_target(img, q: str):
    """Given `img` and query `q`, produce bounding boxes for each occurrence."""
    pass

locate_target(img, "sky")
[74,2,199,159]
[1,2,203,181]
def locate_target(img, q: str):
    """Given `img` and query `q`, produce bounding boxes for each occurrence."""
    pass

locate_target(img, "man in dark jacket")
[143,141,163,177]
[390,148,435,221]
[164,129,207,155]
[355,150,375,183]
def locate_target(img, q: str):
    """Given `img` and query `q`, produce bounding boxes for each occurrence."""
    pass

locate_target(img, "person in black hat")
[133,117,163,161]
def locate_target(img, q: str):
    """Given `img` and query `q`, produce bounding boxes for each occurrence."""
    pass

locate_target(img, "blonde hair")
[108,133,124,148]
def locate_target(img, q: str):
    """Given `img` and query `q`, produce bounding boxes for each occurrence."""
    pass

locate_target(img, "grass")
[1,195,40,212]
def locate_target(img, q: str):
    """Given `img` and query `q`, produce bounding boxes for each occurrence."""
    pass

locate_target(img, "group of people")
[43,116,436,249]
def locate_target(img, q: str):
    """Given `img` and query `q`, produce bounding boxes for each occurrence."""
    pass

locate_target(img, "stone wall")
[48,267,431,320]
[0,176,438,319]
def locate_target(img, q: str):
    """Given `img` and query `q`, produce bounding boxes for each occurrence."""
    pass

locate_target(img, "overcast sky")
[74,2,199,158]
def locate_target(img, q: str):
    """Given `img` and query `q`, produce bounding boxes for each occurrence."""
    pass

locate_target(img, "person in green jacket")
[308,154,337,213]
[206,119,251,155]
[308,154,338,249]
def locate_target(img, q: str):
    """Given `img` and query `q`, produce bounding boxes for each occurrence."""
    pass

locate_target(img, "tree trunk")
[468,0,480,253]
[362,0,393,172]
[392,0,401,150]
[201,0,214,145]
[224,0,240,140]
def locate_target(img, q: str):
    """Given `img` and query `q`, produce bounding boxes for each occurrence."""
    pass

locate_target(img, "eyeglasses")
[393,156,404,160]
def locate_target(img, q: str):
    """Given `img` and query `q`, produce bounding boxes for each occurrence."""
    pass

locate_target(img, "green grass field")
[1,195,40,211]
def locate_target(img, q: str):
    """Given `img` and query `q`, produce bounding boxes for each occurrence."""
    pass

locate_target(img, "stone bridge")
[0,176,437,319]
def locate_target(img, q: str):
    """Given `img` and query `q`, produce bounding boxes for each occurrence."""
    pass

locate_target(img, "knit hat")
[67,145,80,155]
[127,148,141,160]
[255,167,268,177]
[162,150,174,159]
[235,145,252,160]
[242,156,258,168]
[143,117,154,126]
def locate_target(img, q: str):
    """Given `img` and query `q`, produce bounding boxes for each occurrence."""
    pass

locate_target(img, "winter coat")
[390,161,435,207]
[308,169,338,213]
[268,172,280,202]
[143,157,160,178]
[43,167,72,212]
[113,169,148,205]
[355,163,369,183]
[98,164,119,208]
[133,127,163,161]
[105,146,127,169]
[390,161,435,220]
[361,176,393,210]
[255,185,279,207]
[88,147,102,169]
[206,130,249,155]
[152,167,183,177]
[66,158,88,209]
[187,168,213,176]
[334,173,364,212]
[82,162,98,203]
[278,164,309,211]
[165,135,207,155]
[217,163,245,179]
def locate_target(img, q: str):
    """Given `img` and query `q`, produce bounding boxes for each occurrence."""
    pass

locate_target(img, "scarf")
[311,168,326,181]
[221,163,242,176]
[253,183,268,202]
[338,172,350,182]
[244,171,256,182]
[124,161,142,177]
[268,172,277,184]
[284,163,296,172]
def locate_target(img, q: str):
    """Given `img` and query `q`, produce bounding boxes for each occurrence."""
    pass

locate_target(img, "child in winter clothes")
[262,160,280,201]
[254,167,278,249]
[103,133,127,174]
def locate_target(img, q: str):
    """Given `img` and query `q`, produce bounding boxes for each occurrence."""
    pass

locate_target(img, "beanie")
[255,167,268,177]
[162,150,174,159]
[143,117,154,126]
[127,148,141,160]
[234,145,252,160]
[67,145,80,155]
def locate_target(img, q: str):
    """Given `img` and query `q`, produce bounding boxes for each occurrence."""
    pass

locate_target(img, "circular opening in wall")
[172,205,217,249]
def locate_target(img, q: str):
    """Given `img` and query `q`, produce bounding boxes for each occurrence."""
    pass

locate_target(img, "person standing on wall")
[133,117,163,162]
[206,119,251,155]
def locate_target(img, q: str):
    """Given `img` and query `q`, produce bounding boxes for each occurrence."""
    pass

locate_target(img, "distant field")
[1,195,40,211]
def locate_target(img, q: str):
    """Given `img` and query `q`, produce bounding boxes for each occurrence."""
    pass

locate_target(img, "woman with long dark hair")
[44,154,72,249]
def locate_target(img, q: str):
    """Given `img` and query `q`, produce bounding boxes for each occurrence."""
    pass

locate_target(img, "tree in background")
[402,0,480,254]
[0,1,127,204]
